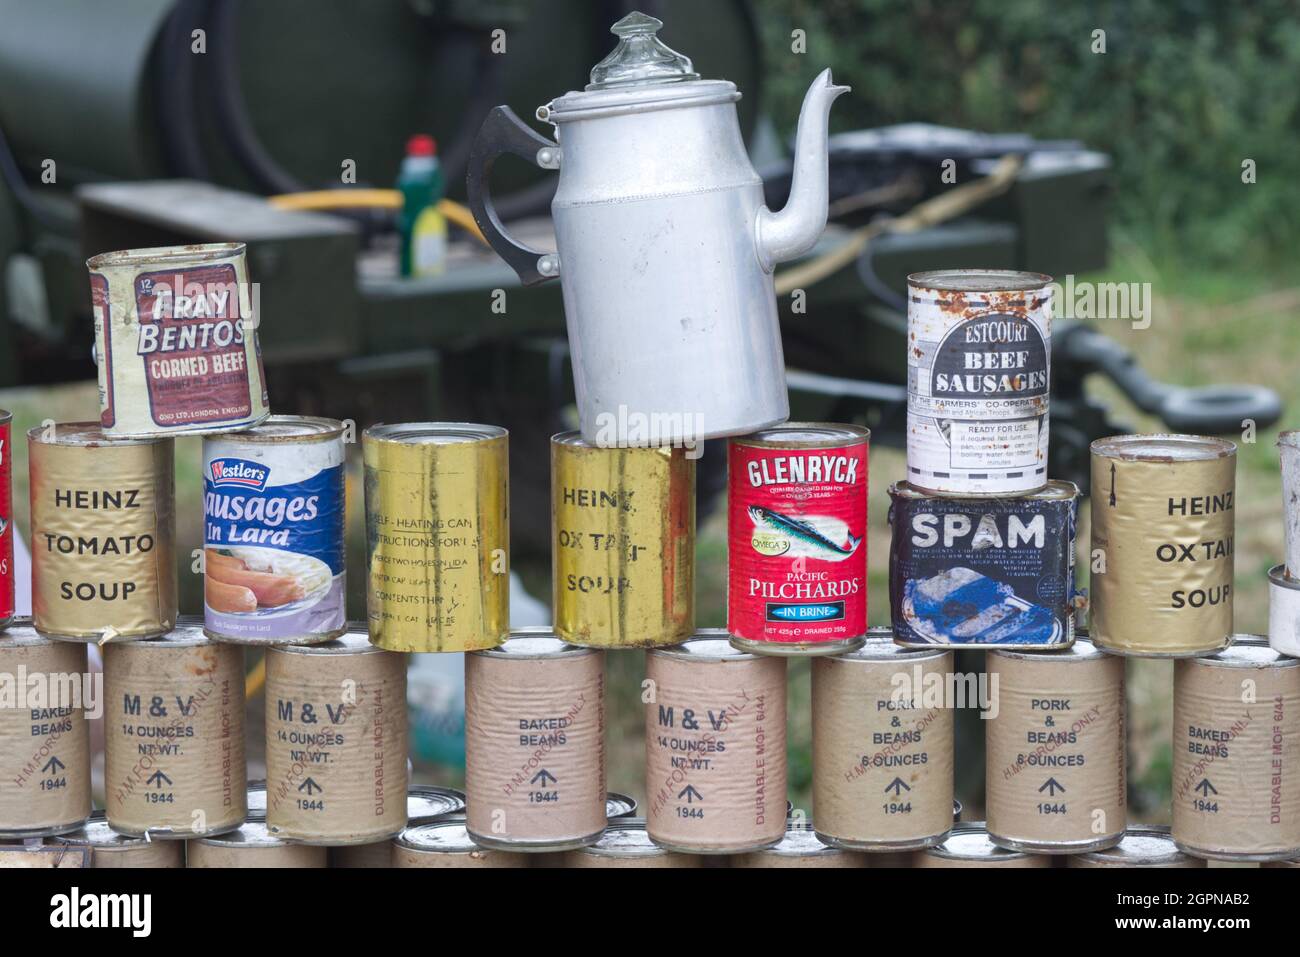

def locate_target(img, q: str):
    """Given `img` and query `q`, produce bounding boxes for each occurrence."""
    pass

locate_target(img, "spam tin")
[888,480,1078,648]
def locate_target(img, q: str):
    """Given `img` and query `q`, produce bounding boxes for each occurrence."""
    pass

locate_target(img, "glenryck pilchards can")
[1090,433,1236,657]
[0,410,12,629]
[811,629,954,851]
[363,423,508,653]
[552,432,695,648]
[464,630,606,852]
[916,823,1052,868]
[87,243,270,438]
[906,270,1052,496]
[1173,636,1300,862]
[985,637,1126,854]
[0,623,91,838]
[728,423,868,656]
[186,821,327,868]
[1067,825,1204,868]
[888,480,1078,648]
[28,424,176,641]
[103,627,246,838]
[203,417,347,646]
[56,815,186,868]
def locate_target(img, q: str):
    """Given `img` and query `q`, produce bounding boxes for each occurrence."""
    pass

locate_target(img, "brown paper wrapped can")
[265,631,408,844]
[812,629,954,851]
[330,786,465,867]
[986,638,1126,853]
[1172,637,1300,861]
[1090,434,1235,657]
[644,632,787,854]
[564,819,700,868]
[0,623,91,837]
[187,822,327,867]
[917,823,1052,868]
[393,820,529,868]
[1068,825,1204,868]
[465,630,606,851]
[733,825,864,868]
[55,816,185,868]
[104,627,246,837]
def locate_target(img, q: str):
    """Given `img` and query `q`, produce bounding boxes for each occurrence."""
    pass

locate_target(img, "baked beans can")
[552,432,695,648]
[906,270,1052,496]
[187,822,327,868]
[363,423,508,653]
[393,819,530,868]
[28,423,176,641]
[55,815,186,868]
[87,243,270,438]
[203,416,347,646]
[1172,636,1300,862]
[1068,825,1204,868]
[564,819,700,869]
[916,823,1052,868]
[728,423,869,656]
[0,409,12,630]
[888,481,1078,648]
[1090,434,1236,657]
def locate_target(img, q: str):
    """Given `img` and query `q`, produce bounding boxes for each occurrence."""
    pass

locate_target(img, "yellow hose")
[266,190,487,245]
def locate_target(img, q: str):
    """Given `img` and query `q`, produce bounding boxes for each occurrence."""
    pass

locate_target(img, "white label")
[950,419,1039,470]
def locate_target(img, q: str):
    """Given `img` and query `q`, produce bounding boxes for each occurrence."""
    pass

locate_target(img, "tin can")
[103,627,246,838]
[0,622,91,838]
[393,819,529,868]
[606,792,637,819]
[811,628,954,850]
[1269,564,1300,658]
[203,416,347,646]
[264,630,409,845]
[565,819,700,869]
[888,481,1077,648]
[328,785,466,867]
[363,423,508,653]
[906,270,1052,496]
[87,243,270,438]
[1068,825,1204,868]
[187,821,327,868]
[28,423,176,641]
[644,632,788,854]
[552,432,694,648]
[248,780,462,824]
[55,815,185,868]
[0,410,12,630]
[465,629,606,851]
[1090,433,1236,657]
[986,637,1126,854]
[728,423,869,656]
[1279,431,1300,576]
[733,825,864,868]
[916,823,1052,868]
[1172,636,1300,862]
[953,799,963,822]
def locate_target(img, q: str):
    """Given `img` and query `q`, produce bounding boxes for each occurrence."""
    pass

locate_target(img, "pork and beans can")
[906,270,1052,496]
[0,409,12,630]
[552,432,694,648]
[1090,434,1236,657]
[203,417,347,645]
[87,243,270,438]
[728,423,868,656]
[363,423,508,653]
[888,480,1078,648]
[28,423,176,641]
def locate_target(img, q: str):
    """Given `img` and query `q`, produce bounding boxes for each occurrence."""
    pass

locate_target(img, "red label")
[0,419,13,622]
[728,440,868,644]
[92,273,115,428]
[133,263,254,428]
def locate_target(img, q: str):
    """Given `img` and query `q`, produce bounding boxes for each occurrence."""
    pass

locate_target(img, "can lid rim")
[273,627,388,656]
[27,421,167,447]
[87,242,246,270]
[363,422,508,444]
[213,415,346,442]
[907,269,1054,292]
[734,421,870,448]
[1091,432,1237,461]
[473,629,595,659]
[991,636,1104,662]
[888,478,1080,502]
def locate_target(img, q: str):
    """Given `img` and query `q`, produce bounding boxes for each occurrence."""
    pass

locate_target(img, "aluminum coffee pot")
[467,11,848,444]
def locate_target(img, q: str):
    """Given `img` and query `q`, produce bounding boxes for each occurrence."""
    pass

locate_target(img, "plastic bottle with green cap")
[398,134,447,277]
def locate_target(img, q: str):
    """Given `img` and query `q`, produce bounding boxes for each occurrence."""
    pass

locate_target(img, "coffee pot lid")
[587,11,700,90]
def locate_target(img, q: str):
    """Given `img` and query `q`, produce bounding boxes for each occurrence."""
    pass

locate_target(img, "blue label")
[766,601,845,622]
[204,464,344,573]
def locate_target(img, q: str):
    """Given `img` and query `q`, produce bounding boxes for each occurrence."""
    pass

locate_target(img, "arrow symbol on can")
[1038,777,1066,796]
[42,756,64,774]
[531,769,557,787]
[678,785,703,804]
[1109,462,1117,507]
[147,770,172,789]
[884,777,911,796]
[299,777,322,795]
[1195,779,1218,797]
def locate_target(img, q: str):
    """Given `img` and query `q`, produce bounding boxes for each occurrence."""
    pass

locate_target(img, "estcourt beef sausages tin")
[888,480,1078,648]
[0,410,12,630]
[728,423,868,656]
[88,243,270,438]
[203,417,347,646]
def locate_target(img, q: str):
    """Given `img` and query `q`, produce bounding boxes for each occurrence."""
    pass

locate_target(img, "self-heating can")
[888,480,1077,648]
[87,243,270,438]
[203,417,347,646]
[0,409,12,630]
[728,423,868,656]
[906,270,1052,496]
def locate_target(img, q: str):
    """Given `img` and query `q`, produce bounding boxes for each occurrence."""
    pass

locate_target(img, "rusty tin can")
[0,409,12,630]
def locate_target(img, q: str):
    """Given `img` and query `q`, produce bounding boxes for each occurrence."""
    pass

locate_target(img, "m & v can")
[906,270,1052,496]
[888,480,1078,648]
[203,417,347,645]
[1090,434,1236,657]
[0,410,12,629]
[87,243,270,438]
[552,432,694,648]
[728,423,869,656]
[28,423,176,641]
[363,423,508,653]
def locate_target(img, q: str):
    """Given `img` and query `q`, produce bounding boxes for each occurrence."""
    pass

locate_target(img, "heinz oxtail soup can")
[0,410,12,630]
[906,270,1052,496]
[87,243,270,438]
[203,417,347,646]
[888,480,1078,648]
[728,423,869,656]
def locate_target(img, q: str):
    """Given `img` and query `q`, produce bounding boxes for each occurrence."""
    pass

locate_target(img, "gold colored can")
[28,423,176,641]
[187,822,327,868]
[551,432,694,648]
[55,816,186,868]
[363,423,508,653]
[1090,433,1236,657]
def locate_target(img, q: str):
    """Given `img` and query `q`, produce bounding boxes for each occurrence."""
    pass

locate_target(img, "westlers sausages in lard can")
[729,424,868,656]
[88,243,269,438]
[363,423,508,653]
[1090,434,1235,657]
[0,410,12,630]
[203,417,347,645]
[28,423,176,641]
[552,432,694,648]
[906,270,1052,496]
